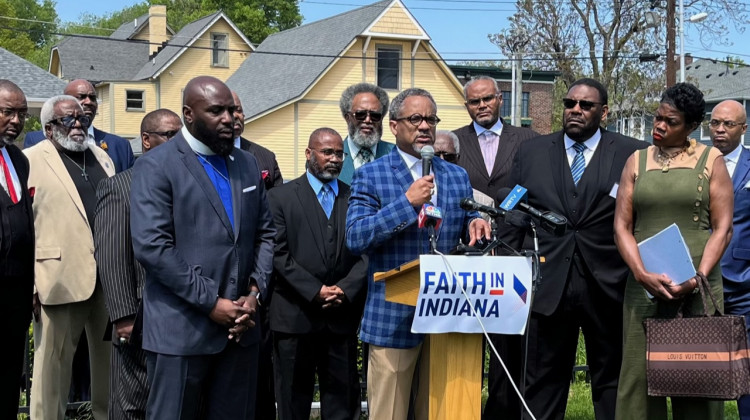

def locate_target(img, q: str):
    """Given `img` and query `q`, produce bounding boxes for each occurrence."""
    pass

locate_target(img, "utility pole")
[666,0,676,87]
[514,53,523,127]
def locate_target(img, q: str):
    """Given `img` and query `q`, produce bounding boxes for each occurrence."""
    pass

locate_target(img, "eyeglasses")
[74,94,97,102]
[562,98,603,111]
[48,115,91,129]
[393,114,441,127]
[435,151,459,163]
[147,130,179,138]
[0,108,30,120]
[709,119,746,129]
[466,94,499,107]
[310,148,344,159]
[348,110,383,123]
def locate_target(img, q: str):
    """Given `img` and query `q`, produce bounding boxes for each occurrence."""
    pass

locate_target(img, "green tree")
[0,0,36,59]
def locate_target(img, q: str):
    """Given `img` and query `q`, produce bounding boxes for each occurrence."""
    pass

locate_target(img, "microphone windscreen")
[495,187,513,203]
[420,145,435,160]
[504,210,532,228]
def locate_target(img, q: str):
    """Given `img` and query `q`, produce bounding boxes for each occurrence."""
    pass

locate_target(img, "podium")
[373,259,483,420]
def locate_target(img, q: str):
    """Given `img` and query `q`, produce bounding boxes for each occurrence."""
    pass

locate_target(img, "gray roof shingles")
[686,59,750,102]
[226,0,391,119]
[0,47,66,99]
[110,13,149,40]
[54,35,148,81]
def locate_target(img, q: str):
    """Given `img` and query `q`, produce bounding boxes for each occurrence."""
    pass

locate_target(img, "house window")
[126,90,144,111]
[212,33,228,67]
[500,91,530,119]
[377,46,400,90]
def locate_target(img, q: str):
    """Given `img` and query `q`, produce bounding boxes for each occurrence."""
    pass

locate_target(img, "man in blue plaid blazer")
[346,88,491,420]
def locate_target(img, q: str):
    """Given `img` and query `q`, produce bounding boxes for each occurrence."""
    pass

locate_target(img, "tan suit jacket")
[25,140,115,305]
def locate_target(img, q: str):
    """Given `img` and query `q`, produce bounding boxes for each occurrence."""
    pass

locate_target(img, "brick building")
[449,64,559,135]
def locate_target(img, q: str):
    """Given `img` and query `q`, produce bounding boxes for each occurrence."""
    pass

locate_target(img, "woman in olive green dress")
[613,82,734,420]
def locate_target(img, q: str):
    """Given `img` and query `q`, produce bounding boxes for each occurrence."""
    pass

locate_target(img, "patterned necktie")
[570,142,587,186]
[319,184,333,219]
[0,153,18,203]
[480,130,499,175]
[357,148,373,168]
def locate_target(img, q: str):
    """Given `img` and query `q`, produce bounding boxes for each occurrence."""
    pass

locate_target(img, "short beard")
[0,135,14,147]
[349,125,380,149]
[53,127,87,152]
[202,137,233,157]
[307,157,341,181]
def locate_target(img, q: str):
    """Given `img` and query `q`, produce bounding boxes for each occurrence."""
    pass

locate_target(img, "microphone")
[495,188,568,236]
[418,203,443,230]
[504,209,533,229]
[460,197,506,219]
[421,145,434,178]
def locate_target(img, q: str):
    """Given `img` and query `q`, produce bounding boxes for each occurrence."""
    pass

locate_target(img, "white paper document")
[637,223,694,298]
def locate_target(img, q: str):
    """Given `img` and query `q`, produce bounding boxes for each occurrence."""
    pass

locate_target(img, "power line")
[302,1,515,12]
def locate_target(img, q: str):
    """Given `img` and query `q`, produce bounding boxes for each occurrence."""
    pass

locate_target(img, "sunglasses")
[393,114,441,127]
[74,94,98,102]
[435,152,459,163]
[348,110,383,123]
[147,130,179,138]
[49,115,91,129]
[562,98,603,111]
[466,94,499,107]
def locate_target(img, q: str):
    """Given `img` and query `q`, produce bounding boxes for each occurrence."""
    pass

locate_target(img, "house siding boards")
[96,85,111,131]
[112,83,156,137]
[246,104,297,174]
[369,4,422,36]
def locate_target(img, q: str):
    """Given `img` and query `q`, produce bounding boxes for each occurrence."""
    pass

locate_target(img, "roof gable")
[228,0,410,119]
[0,47,66,101]
[133,11,255,80]
[51,35,148,81]
[686,59,750,102]
[110,13,176,41]
[364,0,428,39]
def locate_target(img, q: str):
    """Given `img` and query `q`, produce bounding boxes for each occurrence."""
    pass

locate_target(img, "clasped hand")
[636,272,697,301]
[316,285,345,309]
[209,296,258,342]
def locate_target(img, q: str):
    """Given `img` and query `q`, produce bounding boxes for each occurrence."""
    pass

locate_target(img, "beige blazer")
[24,140,115,305]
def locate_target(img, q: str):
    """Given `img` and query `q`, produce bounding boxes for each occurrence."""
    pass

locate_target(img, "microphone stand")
[519,222,541,420]
[427,224,438,254]
[480,216,523,256]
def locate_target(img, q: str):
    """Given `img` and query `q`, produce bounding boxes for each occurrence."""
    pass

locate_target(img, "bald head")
[64,79,98,122]
[182,76,235,156]
[231,91,245,138]
[710,100,747,155]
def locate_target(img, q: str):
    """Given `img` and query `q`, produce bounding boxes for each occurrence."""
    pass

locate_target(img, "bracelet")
[249,290,259,298]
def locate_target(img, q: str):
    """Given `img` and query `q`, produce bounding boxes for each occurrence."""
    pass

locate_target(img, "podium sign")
[412,255,532,335]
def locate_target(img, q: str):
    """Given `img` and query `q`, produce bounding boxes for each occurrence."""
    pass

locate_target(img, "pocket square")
[243,186,257,193]
[745,179,750,189]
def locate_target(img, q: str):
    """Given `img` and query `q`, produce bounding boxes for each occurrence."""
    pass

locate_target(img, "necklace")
[61,151,88,181]
[655,143,688,173]
[196,153,229,182]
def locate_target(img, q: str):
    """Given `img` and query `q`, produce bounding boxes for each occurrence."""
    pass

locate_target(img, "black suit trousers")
[273,330,360,420]
[522,255,622,420]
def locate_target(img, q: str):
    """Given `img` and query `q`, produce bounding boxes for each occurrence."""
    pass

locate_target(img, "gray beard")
[351,130,379,149]
[0,135,14,147]
[53,129,87,152]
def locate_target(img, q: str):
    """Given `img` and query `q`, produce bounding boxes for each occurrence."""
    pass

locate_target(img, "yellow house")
[227,0,468,178]
[49,5,254,146]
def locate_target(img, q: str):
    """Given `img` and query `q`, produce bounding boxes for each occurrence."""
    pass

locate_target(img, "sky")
[52,0,750,65]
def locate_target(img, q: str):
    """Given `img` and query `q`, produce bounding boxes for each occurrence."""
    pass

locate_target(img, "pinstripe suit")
[94,168,148,420]
[240,137,283,188]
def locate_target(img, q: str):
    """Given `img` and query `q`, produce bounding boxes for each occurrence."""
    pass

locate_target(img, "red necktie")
[0,153,18,204]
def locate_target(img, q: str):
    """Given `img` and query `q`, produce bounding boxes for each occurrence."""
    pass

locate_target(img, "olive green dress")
[615,146,725,420]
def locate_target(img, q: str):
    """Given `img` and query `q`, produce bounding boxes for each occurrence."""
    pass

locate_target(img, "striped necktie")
[319,184,333,219]
[570,142,587,185]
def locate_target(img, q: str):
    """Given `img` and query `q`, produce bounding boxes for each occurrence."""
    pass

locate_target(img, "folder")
[637,223,694,299]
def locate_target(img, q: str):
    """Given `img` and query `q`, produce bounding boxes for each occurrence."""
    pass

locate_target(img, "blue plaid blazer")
[346,147,480,348]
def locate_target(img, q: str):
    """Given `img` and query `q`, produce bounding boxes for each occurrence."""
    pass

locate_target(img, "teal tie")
[570,142,587,185]
[319,184,333,219]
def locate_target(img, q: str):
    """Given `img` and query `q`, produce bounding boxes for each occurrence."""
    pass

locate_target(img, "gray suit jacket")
[131,133,275,355]
[339,138,394,185]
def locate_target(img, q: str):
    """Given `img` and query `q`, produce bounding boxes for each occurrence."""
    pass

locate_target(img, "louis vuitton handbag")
[644,273,750,399]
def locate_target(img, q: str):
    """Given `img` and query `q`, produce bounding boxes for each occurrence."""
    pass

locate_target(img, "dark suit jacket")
[94,168,146,341]
[130,133,276,355]
[339,138,394,185]
[267,175,367,335]
[239,137,283,189]
[24,127,135,173]
[509,128,646,315]
[723,146,750,295]
[454,123,538,197]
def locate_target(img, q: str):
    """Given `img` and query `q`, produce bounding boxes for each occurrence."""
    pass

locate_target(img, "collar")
[724,143,743,163]
[472,119,503,137]
[564,129,602,151]
[182,126,215,155]
[306,171,339,196]
[234,137,241,149]
[397,147,420,171]
[346,136,377,158]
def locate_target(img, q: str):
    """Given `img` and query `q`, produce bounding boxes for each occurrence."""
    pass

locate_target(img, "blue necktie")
[570,142,587,186]
[319,184,333,219]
